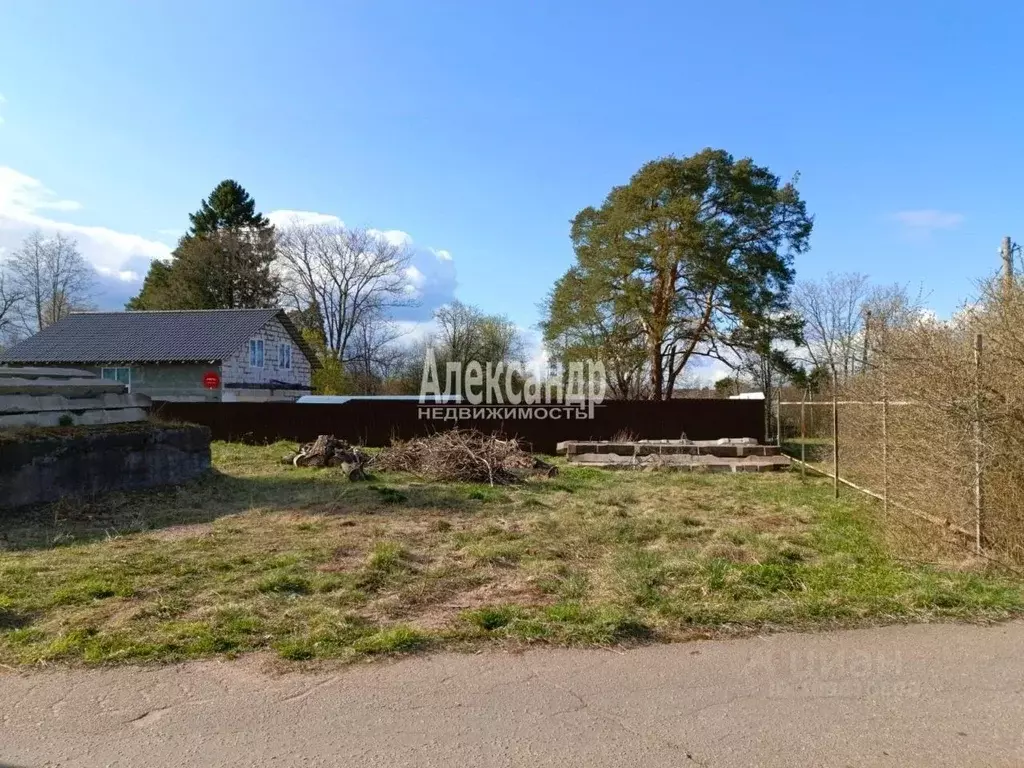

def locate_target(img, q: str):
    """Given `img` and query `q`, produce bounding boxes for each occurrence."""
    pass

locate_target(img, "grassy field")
[0,441,1021,665]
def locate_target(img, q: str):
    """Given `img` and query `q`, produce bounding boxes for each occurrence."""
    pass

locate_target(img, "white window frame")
[101,366,132,392]
[279,342,292,370]
[249,338,265,368]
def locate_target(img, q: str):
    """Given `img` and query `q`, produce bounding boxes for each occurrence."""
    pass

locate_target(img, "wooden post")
[800,388,807,481]
[880,332,889,518]
[832,366,840,499]
[775,389,782,446]
[862,309,872,373]
[763,376,771,446]
[1002,237,1014,299]
[974,333,984,554]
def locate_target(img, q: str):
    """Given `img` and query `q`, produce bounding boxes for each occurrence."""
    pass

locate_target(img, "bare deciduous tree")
[792,272,870,380]
[433,300,526,368]
[276,221,415,367]
[793,273,927,380]
[7,230,95,333]
[864,281,928,333]
[0,266,25,347]
[347,317,409,394]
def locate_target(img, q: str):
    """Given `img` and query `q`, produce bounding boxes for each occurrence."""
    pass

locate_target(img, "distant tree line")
[0,160,926,398]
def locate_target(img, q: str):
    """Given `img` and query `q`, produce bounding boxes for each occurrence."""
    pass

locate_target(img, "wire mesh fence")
[776,280,1024,566]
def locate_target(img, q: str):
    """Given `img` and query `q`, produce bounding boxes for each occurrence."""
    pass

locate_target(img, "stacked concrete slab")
[0,367,151,428]
[556,438,790,472]
[0,423,211,508]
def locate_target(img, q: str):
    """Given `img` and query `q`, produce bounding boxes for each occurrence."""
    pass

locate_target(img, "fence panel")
[776,322,1024,565]
[152,399,765,455]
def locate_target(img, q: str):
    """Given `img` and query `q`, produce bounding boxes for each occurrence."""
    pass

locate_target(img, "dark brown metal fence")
[152,399,764,454]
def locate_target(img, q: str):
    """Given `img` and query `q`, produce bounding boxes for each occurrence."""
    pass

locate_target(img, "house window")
[279,343,292,370]
[101,367,131,391]
[249,339,265,368]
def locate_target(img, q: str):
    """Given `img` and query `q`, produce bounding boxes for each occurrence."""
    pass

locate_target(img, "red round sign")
[203,371,221,390]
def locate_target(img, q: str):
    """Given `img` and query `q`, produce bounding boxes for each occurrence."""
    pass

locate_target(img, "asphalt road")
[3,621,1024,767]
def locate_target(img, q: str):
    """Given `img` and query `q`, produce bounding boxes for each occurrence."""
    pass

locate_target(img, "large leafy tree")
[542,149,813,399]
[128,180,278,309]
[541,268,650,398]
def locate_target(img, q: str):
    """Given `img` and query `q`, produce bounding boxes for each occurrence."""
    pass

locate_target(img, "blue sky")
[1,0,1022,349]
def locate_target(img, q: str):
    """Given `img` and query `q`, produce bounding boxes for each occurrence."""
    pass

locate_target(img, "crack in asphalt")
[278,674,340,704]
[129,706,172,728]
[542,673,708,765]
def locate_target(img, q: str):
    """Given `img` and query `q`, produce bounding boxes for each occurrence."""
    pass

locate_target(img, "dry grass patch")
[0,441,1022,665]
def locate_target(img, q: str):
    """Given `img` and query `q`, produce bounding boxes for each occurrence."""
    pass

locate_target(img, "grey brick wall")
[221,317,312,389]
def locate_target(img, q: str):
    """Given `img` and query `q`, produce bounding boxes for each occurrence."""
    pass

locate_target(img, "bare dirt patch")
[145,522,216,543]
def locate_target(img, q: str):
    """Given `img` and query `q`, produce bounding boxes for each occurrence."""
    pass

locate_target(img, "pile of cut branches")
[372,429,556,485]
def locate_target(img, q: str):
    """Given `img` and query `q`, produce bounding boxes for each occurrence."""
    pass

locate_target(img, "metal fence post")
[974,333,984,554]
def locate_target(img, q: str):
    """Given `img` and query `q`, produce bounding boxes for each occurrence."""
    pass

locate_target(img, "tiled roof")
[0,309,317,366]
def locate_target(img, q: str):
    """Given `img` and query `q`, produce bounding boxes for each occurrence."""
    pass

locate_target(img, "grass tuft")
[462,604,522,631]
[351,626,426,655]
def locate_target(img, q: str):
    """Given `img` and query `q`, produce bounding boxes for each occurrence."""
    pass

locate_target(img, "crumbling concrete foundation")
[557,438,790,472]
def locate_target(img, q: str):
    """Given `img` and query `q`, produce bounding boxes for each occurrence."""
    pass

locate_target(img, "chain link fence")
[777,278,1024,565]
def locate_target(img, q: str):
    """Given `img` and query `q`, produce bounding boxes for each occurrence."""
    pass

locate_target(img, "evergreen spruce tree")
[128,180,279,309]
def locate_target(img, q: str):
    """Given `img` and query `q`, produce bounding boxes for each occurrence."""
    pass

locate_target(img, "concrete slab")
[0,393,151,415]
[0,377,126,396]
[558,440,781,458]
[0,407,149,429]
[0,366,97,379]
[567,453,791,472]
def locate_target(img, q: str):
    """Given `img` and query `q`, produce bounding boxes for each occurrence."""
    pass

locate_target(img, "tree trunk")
[649,341,664,400]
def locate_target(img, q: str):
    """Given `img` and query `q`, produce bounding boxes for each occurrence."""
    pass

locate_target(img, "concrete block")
[0,424,212,508]
[0,392,151,415]
[0,407,148,429]
[0,378,126,396]
[0,366,97,380]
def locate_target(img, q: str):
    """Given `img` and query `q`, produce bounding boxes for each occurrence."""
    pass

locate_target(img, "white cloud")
[404,264,426,288]
[0,167,82,215]
[890,209,964,234]
[371,228,413,248]
[704,360,733,383]
[266,209,343,228]
[0,167,172,292]
[432,248,453,262]
[393,319,436,341]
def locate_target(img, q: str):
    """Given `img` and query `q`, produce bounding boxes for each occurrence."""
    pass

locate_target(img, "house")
[0,308,318,402]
